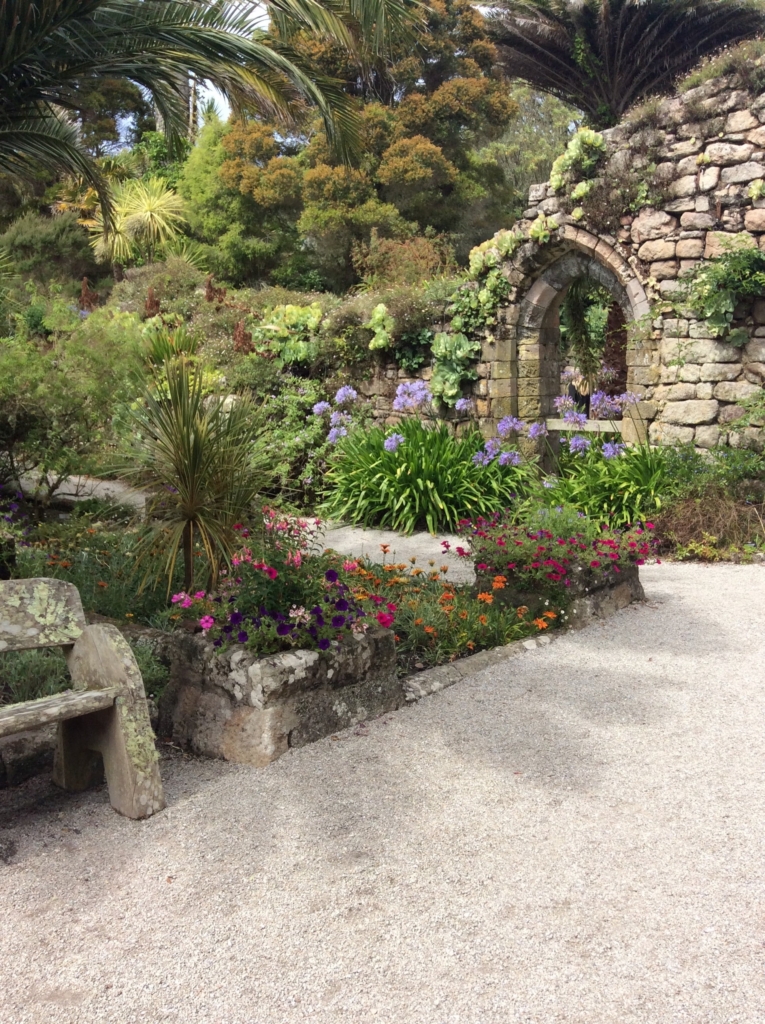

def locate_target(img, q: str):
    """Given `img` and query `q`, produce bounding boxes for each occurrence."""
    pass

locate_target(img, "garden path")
[2,562,765,1024]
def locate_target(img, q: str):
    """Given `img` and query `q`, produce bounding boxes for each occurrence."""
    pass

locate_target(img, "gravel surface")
[1,562,764,1024]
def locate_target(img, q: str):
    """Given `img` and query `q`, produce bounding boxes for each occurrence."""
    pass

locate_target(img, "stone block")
[630,208,678,244]
[676,238,704,258]
[701,166,723,191]
[681,211,715,229]
[718,404,747,425]
[650,260,678,279]
[661,337,740,364]
[695,195,712,212]
[639,235,675,260]
[745,209,765,231]
[699,362,744,381]
[713,380,761,402]
[695,382,713,400]
[745,338,765,362]
[705,142,754,164]
[721,162,765,184]
[649,421,695,445]
[747,127,765,147]
[753,299,765,324]
[658,399,719,425]
[489,379,516,398]
[653,383,696,401]
[726,110,759,132]
[528,183,547,203]
[743,363,765,384]
[630,365,661,386]
[694,424,722,448]
[704,231,757,258]
[688,320,716,339]
[678,363,701,382]
[668,175,698,198]
[659,365,678,383]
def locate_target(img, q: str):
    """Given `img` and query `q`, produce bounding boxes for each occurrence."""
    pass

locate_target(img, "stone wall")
[481,71,765,448]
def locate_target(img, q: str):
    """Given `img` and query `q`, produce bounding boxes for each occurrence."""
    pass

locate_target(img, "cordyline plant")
[120,357,270,592]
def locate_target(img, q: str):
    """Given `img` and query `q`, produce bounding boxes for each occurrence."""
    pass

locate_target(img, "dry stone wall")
[492,71,765,449]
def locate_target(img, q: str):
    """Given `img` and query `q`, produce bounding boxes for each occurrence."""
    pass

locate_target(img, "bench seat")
[0,688,120,739]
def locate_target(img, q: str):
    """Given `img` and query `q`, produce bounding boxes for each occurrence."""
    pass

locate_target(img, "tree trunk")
[182,521,194,592]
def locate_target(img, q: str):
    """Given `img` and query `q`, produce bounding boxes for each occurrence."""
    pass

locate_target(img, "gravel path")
[2,562,765,1024]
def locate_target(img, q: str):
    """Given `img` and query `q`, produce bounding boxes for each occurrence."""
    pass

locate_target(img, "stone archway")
[485,225,652,438]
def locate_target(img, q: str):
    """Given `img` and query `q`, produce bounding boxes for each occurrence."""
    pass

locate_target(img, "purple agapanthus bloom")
[484,437,502,458]
[618,391,640,407]
[327,426,348,444]
[312,401,331,416]
[602,441,627,459]
[563,410,588,428]
[384,433,405,452]
[497,416,525,437]
[568,434,591,454]
[472,451,492,466]
[454,397,473,413]
[330,410,351,427]
[590,391,621,419]
[392,380,432,412]
[334,385,358,405]
[554,394,575,414]
[528,421,548,440]
[498,450,522,466]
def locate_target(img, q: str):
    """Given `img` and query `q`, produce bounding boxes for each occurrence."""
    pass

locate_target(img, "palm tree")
[488,0,765,128]
[122,357,271,592]
[89,177,187,264]
[0,0,416,206]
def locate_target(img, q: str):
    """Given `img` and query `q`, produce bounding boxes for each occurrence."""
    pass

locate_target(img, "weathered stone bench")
[0,579,164,818]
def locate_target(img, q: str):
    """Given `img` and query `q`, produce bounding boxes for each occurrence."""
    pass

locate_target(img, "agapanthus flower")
[392,380,432,412]
[527,421,548,440]
[472,451,492,466]
[590,391,621,419]
[384,433,405,452]
[497,416,525,437]
[563,410,588,429]
[568,434,591,454]
[327,426,348,444]
[312,401,331,416]
[334,385,358,405]
[498,450,522,466]
[602,441,626,459]
[618,391,640,407]
[554,394,575,414]
[484,437,502,458]
[330,410,351,427]
[454,397,473,413]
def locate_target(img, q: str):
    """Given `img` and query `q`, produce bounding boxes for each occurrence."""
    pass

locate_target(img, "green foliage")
[322,418,531,534]
[0,212,102,283]
[120,358,270,591]
[560,277,612,380]
[430,331,481,404]
[748,179,765,201]
[129,643,170,700]
[249,303,324,366]
[681,244,765,344]
[0,647,70,705]
[549,128,606,192]
[528,213,558,244]
[395,327,433,373]
[365,302,395,350]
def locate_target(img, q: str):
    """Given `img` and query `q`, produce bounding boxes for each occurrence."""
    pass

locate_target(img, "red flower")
[590,560,601,567]
[386,602,397,612]
[376,611,395,629]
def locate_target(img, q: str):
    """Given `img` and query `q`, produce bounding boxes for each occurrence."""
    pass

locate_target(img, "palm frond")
[488,0,765,127]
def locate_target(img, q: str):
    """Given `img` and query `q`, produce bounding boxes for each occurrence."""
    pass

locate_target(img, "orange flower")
[424,625,437,635]
[414,618,424,626]
[59,560,71,568]
[442,606,455,615]
[411,568,424,577]
[380,543,391,554]
[478,614,488,626]
[440,565,449,573]
[97,581,108,588]
[492,575,507,590]
[533,617,549,629]
[466,640,475,650]
[429,572,441,581]
[516,605,529,619]
[410,556,417,564]
[477,592,494,604]
[459,610,468,620]
[394,634,401,642]
[383,564,397,572]
[543,610,557,620]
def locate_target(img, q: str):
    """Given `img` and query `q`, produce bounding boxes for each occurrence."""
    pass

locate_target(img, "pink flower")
[199,615,215,630]
[455,546,470,558]
[376,611,395,629]
[264,567,278,580]
[476,562,488,570]
[645,522,655,530]
[171,592,186,604]
[194,591,206,600]
[386,602,397,612]
[181,596,193,609]
[441,540,451,551]
[342,560,359,572]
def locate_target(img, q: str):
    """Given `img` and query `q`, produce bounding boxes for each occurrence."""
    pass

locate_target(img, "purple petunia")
[276,623,293,636]
[602,441,626,459]
[497,416,525,437]
[392,380,432,412]
[527,421,548,440]
[568,434,591,454]
[327,426,348,444]
[318,638,331,650]
[384,433,405,452]
[454,397,473,413]
[312,401,331,416]
[237,630,249,643]
[498,450,522,466]
[331,615,346,628]
[334,385,358,405]
[325,569,338,582]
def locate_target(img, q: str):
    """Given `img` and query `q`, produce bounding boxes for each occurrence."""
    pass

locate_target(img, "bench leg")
[57,623,166,820]
[54,700,165,819]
